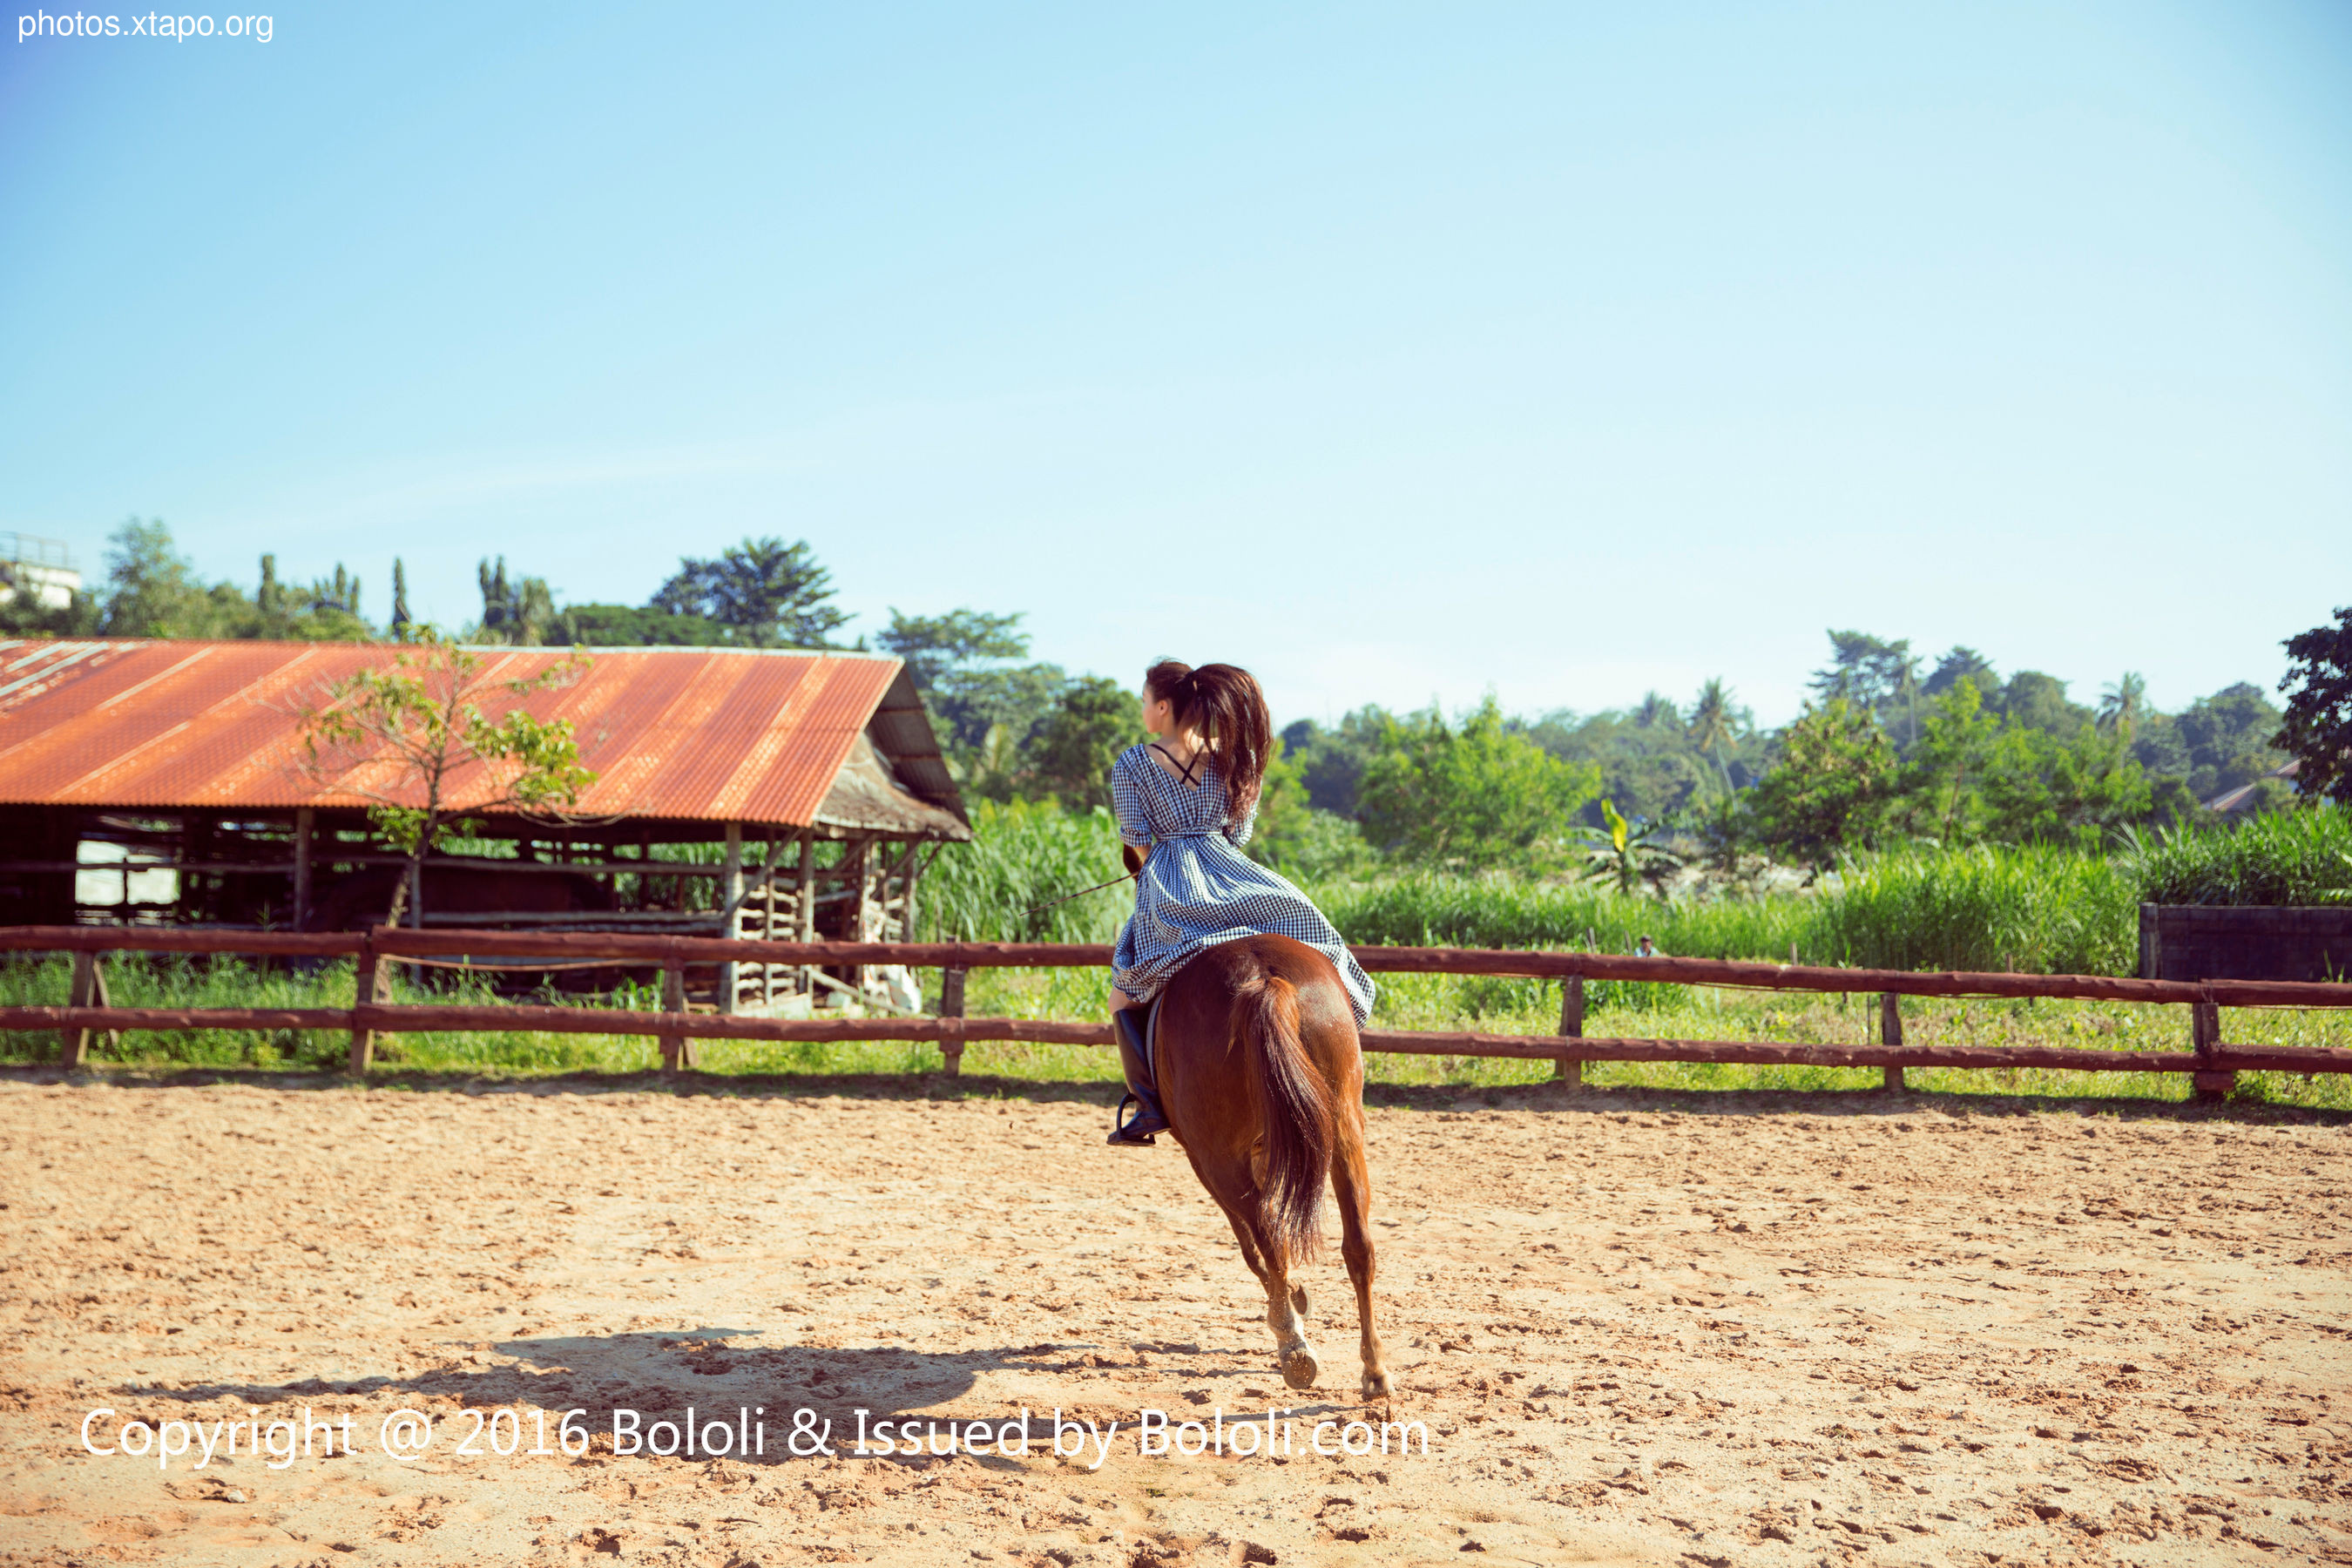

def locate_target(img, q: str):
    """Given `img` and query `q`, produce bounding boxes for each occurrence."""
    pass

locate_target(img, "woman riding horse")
[1105,659,1378,1146]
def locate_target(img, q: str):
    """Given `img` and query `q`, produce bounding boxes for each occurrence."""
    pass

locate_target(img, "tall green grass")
[919,800,1131,943]
[1313,871,1814,958]
[2123,804,2352,907]
[1810,844,2139,975]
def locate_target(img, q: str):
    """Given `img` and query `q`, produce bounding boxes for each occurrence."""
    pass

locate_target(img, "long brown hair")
[1145,659,1273,821]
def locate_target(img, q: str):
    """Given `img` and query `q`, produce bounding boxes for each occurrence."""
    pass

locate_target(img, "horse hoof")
[1281,1345,1320,1390]
[1289,1283,1311,1319]
[1362,1369,1392,1404]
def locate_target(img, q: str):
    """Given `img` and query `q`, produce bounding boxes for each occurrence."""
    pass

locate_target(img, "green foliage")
[1578,797,1683,896]
[2121,805,2352,907]
[554,602,735,646]
[877,608,1030,692]
[918,799,1132,943]
[1318,871,1811,960]
[2136,680,2289,802]
[1519,681,1758,826]
[650,536,849,648]
[1746,697,1896,868]
[1276,709,1391,816]
[2279,605,2352,805]
[1356,696,1602,870]
[1027,676,1141,811]
[475,557,558,645]
[1247,738,1381,880]
[298,633,598,923]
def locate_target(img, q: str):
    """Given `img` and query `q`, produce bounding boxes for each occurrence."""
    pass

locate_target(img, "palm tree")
[1686,678,1740,787]
[2098,672,2147,742]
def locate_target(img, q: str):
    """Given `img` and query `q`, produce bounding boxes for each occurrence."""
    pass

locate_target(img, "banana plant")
[1578,797,1686,896]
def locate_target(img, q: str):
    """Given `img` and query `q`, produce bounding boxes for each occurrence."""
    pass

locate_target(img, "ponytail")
[1144,659,1273,821]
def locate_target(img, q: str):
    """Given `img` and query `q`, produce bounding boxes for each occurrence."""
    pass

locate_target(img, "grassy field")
[6,950,2346,1110]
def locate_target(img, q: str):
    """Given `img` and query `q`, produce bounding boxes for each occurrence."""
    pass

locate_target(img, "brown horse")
[1148,933,1391,1404]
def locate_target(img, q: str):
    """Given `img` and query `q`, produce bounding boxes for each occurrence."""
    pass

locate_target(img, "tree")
[1632,691,1684,733]
[1922,645,1996,700]
[1997,671,2092,735]
[296,633,598,927]
[876,608,1030,693]
[1890,679,2001,841]
[1746,698,1896,869]
[2098,672,2147,741]
[1578,797,1685,896]
[2279,605,2352,805]
[1809,630,1913,711]
[100,518,208,636]
[1278,708,1391,817]
[390,559,412,639]
[2175,681,2287,801]
[1977,723,2151,844]
[1355,696,1601,869]
[1026,676,1139,811]
[651,537,849,648]
[476,557,556,645]
[1686,677,1746,787]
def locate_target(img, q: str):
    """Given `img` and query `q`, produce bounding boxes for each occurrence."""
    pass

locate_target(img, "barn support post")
[2191,998,2231,1101]
[659,961,689,1072]
[718,824,743,1015]
[348,934,380,1076]
[1554,974,1585,1088]
[903,843,923,948]
[938,966,967,1076]
[291,808,314,931]
[1879,992,1905,1092]
[62,950,116,1066]
[795,834,815,998]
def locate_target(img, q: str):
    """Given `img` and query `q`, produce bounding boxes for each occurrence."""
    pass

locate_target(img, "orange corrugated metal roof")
[0,639,911,827]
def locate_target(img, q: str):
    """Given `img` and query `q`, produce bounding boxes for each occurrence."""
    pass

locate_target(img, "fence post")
[1554,974,1585,1089]
[939,965,967,1077]
[348,935,378,1076]
[63,950,117,1067]
[1879,992,1903,1092]
[2191,998,2230,1101]
[659,961,688,1073]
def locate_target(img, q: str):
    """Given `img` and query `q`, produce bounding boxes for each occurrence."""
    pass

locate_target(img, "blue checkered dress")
[1110,743,1376,1025]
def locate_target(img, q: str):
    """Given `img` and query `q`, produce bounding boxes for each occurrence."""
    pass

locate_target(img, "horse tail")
[1233,967,1335,1263]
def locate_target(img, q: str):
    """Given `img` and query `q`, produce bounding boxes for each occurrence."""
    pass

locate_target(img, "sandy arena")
[2,1072,2348,1566]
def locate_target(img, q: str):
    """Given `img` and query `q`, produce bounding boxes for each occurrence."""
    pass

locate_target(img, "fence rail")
[3,925,2348,1098]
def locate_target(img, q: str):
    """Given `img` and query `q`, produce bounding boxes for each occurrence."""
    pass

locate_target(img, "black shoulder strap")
[1151,741,1205,786]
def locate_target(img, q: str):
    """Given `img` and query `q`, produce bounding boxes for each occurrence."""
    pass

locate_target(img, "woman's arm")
[1223,791,1258,849]
[1110,748,1153,849]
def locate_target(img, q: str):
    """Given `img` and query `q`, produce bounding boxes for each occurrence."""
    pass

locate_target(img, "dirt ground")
[2,1071,2349,1568]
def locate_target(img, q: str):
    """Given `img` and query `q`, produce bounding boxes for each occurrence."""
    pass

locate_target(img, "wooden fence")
[3,925,2349,1100]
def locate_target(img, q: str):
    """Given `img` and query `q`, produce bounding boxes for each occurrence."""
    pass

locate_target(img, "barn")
[0,639,970,1015]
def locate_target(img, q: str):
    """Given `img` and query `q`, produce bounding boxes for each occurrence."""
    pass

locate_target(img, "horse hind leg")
[1218,1176,1320,1390]
[1247,1139,1311,1323]
[1264,1238,1321,1392]
[1329,1107,1391,1405]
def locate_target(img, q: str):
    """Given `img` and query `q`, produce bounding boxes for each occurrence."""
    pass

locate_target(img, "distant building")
[2204,758,2300,814]
[0,533,80,612]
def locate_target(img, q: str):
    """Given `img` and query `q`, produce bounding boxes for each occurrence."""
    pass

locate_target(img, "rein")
[1021,870,1138,917]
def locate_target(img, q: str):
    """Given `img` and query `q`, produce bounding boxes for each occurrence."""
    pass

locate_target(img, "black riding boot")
[1106,1006,1169,1146]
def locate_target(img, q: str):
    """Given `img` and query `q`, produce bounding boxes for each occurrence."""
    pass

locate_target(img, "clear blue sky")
[4,2,2348,727]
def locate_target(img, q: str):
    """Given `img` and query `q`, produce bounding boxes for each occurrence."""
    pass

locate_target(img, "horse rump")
[1232,965,1336,1263]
